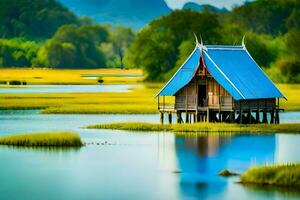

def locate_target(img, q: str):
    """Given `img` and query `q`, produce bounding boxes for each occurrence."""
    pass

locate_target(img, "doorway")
[198,85,207,107]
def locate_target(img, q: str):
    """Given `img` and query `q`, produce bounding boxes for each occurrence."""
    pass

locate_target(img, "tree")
[111,26,135,69]
[0,0,79,39]
[126,10,221,81]
[35,24,109,68]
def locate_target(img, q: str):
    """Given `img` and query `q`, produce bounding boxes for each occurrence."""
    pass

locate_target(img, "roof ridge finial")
[193,32,200,47]
[242,35,246,48]
[193,33,205,50]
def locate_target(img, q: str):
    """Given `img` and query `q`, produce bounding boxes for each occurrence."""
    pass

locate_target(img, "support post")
[206,108,210,123]
[230,111,235,123]
[262,110,268,124]
[185,112,189,123]
[168,113,172,124]
[177,111,181,124]
[256,110,260,124]
[275,109,280,124]
[270,109,274,124]
[160,112,164,124]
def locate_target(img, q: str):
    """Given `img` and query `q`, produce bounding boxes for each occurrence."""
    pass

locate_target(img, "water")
[0,84,136,94]
[0,110,299,200]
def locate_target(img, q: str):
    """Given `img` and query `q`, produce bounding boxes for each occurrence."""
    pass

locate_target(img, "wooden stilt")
[262,110,268,123]
[249,110,252,124]
[185,112,189,123]
[230,112,235,123]
[239,110,243,124]
[270,110,274,124]
[168,113,172,124]
[256,110,260,124]
[160,112,164,124]
[275,109,280,124]
[206,108,210,123]
[177,112,181,124]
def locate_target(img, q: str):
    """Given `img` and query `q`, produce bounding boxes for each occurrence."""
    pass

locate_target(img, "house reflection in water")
[174,134,276,199]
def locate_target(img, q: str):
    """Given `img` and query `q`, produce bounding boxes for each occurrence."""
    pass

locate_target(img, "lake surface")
[0,110,300,200]
[0,84,136,94]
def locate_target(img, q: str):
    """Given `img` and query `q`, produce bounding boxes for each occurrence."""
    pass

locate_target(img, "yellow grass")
[0,84,169,114]
[278,84,300,111]
[87,122,300,133]
[0,132,83,147]
[0,68,143,85]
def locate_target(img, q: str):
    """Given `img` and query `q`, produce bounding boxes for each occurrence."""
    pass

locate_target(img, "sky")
[165,0,247,9]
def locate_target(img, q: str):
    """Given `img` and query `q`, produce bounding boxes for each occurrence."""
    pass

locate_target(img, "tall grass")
[0,85,166,114]
[240,163,300,188]
[0,68,143,85]
[0,132,83,147]
[87,122,300,133]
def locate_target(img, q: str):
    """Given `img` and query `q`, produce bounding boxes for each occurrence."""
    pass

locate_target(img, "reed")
[240,163,300,188]
[0,132,83,147]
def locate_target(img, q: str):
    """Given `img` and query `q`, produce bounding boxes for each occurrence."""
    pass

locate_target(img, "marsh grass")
[240,163,300,188]
[0,132,83,147]
[0,68,143,84]
[0,85,167,114]
[278,84,300,111]
[87,122,300,133]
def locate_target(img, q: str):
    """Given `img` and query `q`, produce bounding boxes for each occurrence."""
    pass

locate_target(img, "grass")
[0,132,83,147]
[0,83,172,114]
[240,163,300,188]
[86,122,300,133]
[0,68,143,85]
[278,84,300,111]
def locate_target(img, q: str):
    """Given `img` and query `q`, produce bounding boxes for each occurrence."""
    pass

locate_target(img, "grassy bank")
[0,68,143,85]
[240,163,300,188]
[87,122,300,133]
[0,132,83,147]
[0,84,168,114]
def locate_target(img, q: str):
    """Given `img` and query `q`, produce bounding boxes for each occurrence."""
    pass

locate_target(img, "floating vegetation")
[0,132,83,147]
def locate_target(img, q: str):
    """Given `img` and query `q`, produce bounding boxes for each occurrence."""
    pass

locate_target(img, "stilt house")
[156,38,285,124]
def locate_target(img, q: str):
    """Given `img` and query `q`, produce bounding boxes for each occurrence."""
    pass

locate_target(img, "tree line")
[0,0,299,83]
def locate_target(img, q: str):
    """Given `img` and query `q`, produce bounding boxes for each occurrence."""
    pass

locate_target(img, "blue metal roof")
[203,45,285,100]
[157,44,285,100]
[156,47,201,96]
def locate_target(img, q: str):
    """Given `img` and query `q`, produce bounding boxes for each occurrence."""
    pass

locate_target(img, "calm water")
[0,84,136,94]
[0,110,300,200]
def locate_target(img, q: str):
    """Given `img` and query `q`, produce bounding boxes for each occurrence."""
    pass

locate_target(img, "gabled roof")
[157,44,285,100]
[156,47,201,96]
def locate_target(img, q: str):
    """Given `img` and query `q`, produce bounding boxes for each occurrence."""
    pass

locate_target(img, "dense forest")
[0,0,299,83]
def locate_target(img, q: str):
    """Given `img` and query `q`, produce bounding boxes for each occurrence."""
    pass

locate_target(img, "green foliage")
[240,163,300,188]
[0,132,83,147]
[35,24,109,68]
[0,0,79,39]
[102,26,135,68]
[0,39,40,67]
[126,10,221,81]
[229,0,298,36]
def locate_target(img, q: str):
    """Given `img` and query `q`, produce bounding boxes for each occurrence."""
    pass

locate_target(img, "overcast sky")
[165,0,248,9]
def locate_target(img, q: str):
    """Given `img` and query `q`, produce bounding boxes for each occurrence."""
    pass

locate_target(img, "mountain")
[59,0,172,29]
[182,2,228,13]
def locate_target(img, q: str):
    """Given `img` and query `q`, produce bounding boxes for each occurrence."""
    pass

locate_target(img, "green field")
[87,122,300,133]
[0,132,83,147]
[240,163,300,188]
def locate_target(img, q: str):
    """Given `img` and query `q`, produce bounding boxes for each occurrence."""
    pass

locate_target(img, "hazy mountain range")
[58,0,225,29]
